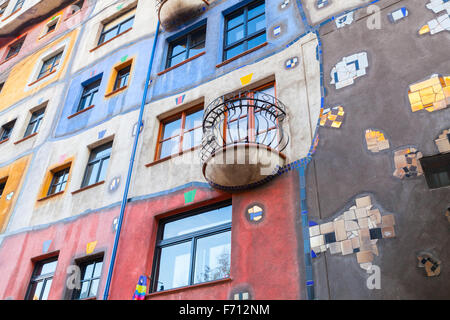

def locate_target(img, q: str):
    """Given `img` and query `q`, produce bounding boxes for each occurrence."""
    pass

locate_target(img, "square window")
[113,65,130,91]
[77,78,101,112]
[98,9,135,46]
[24,108,45,137]
[47,166,70,196]
[5,37,24,60]
[25,257,58,300]
[151,202,232,292]
[0,178,7,199]
[38,51,62,80]
[156,106,203,160]
[0,119,16,142]
[71,256,103,300]
[166,25,206,69]
[223,1,266,61]
[420,153,450,189]
[81,141,113,188]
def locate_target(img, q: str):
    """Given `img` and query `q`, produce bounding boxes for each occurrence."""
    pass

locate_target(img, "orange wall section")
[0,28,79,112]
[0,155,32,233]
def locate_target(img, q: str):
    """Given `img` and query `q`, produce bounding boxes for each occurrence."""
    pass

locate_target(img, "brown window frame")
[155,105,204,161]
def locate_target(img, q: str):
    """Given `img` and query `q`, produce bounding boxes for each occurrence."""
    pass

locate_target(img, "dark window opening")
[25,257,58,300]
[81,141,112,188]
[24,108,45,137]
[420,153,450,189]
[71,256,103,300]
[0,179,7,199]
[0,120,16,141]
[151,202,232,293]
[166,25,206,69]
[47,167,70,196]
[223,1,266,61]
[78,78,101,112]
[98,14,134,45]
[113,65,130,91]
[6,38,24,60]
[38,52,62,79]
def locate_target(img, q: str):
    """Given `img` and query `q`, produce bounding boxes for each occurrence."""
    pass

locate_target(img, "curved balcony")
[156,0,210,31]
[201,90,289,190]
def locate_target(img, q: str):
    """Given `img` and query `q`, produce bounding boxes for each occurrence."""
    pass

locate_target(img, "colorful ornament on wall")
[246,204,264,223]
[184,189,197,204]
[86,241,98,255]
[132,275,148,300]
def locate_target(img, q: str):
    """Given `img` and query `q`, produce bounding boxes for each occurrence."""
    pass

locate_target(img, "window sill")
[0,52,19,65]
[1,8,21,21]
[145,146,200,168]
[89,28,133,53]
[146,278,232,298]
[28,69,57,87]
[37,191,65,202]
[216,42,268,68]
[0,138,9,145]
[67,105,95,119]
[14,132,38,145]
[71,180,105,195]
[104,85,128,98]
[157,51,206,76]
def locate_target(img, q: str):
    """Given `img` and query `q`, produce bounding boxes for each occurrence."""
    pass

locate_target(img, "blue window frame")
[223,0,266,61]
[12,0,25,12]
[98,15,134,45]
[0,120,15,142]
[166,25,206,69]
[77,78,101,112]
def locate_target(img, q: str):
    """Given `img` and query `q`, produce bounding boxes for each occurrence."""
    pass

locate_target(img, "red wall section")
[0,172,302,300]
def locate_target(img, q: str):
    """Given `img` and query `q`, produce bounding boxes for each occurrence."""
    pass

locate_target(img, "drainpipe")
[102,20,161,300]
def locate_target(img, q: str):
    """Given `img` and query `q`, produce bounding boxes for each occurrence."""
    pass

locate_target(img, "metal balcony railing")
[201,90,289,165]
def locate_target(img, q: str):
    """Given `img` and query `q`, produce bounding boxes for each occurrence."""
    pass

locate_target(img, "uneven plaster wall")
[0,28,79,112]
[302,0,369,25]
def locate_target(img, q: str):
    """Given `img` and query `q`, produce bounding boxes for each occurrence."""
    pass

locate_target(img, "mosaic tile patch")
[335,12,354,28]
[175,94,186,105]
[247,204,264,223]
[365,129,390,153]
[317,0,330,9]
[330,52,368,89]
[240,73,253,86]
[132,275,147,300]
[86,241,98,255]
[419,0,450,35]
[408,74,450,112]
[388,7,409,23]
[435,128,450,153]
[184,189,197,204]
[42,240,52,254]
[273,25,281,36]
[280,0,290,9]
[308,195,396,270]
[319,106,345,128]
[285,57,299,69]
[392,147,423,179]
[417,252,441,277]
[233,292,250,300]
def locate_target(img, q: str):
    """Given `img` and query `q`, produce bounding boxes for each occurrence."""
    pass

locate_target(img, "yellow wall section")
[0,29,79,112]
[0,155,31,233]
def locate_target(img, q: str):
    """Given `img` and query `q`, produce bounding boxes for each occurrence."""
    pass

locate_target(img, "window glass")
[166,26,206,68]
[156,241,192,291]
[82,142,112,187]
[194,231,231,284]
[163,206,232,239]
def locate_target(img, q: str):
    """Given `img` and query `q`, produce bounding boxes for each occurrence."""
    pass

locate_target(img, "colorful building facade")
[0,0,448,301]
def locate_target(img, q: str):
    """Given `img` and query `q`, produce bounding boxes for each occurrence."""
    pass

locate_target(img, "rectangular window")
[152,202,232,292]
[47,167,70,196]
[81,142,113,188]
[12,0,24,12]
[0,178,7,199]
[45,19,58,34]
[72,256,103,300]
[156,107,203,160]
[223,1,266,61]
[5,38,24,60]
[0,120,16,142]
[25,257,58,300]
[166,25,206,69]
[420,153,450,189]
[0,2,8,16]
[113,65,130,91]
[24,108,45,137]
[98,11,135,46]
[78,78,101,112]
[38,51,62,80]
